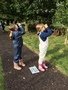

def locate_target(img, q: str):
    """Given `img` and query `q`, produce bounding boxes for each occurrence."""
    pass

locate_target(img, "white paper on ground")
[29,66,40,74]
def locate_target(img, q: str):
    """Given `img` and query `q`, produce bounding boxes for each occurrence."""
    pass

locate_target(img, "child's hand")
[44,24,48,29]
[9,31,13,39]
[37,31,40,35]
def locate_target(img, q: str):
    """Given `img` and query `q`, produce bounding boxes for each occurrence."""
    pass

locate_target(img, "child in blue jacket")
[9,23,25,70]
[36,23,53,72]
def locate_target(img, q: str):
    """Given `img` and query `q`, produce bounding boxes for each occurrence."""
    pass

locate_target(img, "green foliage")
[23,0,56,23]
[23,32,39,51]
[0,0,68,26]
[0,0,56,23]
[52,0,68,27]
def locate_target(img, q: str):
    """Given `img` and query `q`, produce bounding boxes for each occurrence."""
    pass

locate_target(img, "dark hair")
[14,20,18,24]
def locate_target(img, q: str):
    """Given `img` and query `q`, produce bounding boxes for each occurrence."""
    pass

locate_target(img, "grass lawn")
[0,57,5,90]
[23,32,68,76]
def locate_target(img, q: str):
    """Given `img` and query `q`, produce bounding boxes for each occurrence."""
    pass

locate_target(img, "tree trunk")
[64,28,68,45]
[22,22,29,32]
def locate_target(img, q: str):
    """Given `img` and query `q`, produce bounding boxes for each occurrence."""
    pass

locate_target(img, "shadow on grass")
[47,44,68,65]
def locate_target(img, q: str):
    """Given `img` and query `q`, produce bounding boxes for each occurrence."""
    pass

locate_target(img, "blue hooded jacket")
[12,26,25,47]
[39,27,53,41]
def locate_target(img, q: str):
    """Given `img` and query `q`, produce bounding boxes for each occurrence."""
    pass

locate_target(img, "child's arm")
[40,27,53,41]
[9,31,12,39]
[18,26,25,35]
[40,28,53,37]
[9,31,15,40]
[20,27,25,35]
[44,24,48,29]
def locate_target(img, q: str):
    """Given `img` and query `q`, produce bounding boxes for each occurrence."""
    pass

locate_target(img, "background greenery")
[0,0,68,27]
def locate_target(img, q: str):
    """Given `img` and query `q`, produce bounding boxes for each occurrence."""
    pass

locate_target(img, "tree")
[53,0,68,44]
[22,0,56,24]
[0,0,56,22]
[0,0,56,31]
[53,0,68,25]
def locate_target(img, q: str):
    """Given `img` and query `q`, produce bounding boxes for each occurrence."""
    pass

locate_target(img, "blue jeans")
[13,45,22,63]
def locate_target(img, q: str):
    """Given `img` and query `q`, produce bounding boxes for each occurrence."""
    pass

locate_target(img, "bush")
[51,26,66,36]
[28,24,36,32]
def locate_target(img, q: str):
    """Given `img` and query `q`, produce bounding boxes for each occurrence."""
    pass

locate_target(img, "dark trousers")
[13,45,22,63]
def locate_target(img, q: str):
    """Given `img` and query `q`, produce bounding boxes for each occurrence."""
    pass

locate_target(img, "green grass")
[23,32,39,52]
[23,32,68,76]
[0,57,5,90]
